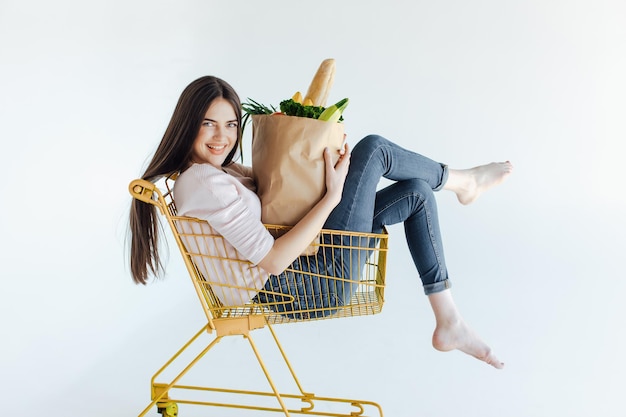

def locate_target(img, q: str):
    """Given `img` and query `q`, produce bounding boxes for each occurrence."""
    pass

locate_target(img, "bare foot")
[432,318,504,369]
[428,290,504,369]
[446,161,513,205]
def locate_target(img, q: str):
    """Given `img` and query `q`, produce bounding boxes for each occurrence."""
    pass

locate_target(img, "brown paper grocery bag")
[251,114,345,254]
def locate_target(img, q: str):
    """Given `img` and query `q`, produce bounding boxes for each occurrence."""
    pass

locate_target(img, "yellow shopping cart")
[129,173,389,417]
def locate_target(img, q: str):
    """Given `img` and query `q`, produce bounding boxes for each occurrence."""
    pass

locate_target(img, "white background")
[2,1,625,416]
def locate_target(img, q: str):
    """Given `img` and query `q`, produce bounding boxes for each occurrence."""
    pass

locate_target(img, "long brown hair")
[129,76,243,284]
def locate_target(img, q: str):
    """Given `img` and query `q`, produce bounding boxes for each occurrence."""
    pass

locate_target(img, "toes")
[482,350,504,369]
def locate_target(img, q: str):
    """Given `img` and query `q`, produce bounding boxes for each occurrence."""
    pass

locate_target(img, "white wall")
[1,0,625,416]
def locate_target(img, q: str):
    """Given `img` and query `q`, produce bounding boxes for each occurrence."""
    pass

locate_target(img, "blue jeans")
[257,135,451,317]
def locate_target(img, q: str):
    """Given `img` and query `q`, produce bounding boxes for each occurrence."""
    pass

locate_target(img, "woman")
[129,75,513,369]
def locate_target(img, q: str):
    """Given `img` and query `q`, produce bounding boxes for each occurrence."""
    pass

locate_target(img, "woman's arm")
[257,145,350,274]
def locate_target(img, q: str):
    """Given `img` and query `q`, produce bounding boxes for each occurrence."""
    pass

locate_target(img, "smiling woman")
[128,75,514,372]
[191,98,240,168]
[128,76,244,286]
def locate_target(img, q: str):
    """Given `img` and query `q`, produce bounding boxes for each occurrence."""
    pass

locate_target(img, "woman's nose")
[213,125,224,139]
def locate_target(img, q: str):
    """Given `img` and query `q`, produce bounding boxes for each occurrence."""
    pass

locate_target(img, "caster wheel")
[157,402,178,417]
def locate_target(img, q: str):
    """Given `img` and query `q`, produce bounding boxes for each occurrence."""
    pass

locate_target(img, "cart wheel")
[157,402,178,417]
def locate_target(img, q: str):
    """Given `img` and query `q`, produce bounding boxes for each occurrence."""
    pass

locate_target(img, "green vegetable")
[318,98,349,122]
[242,98,275,128]
[279,99,325,119]
[242,98,276,115]
[241,98,277,145]
[241,97,346,127]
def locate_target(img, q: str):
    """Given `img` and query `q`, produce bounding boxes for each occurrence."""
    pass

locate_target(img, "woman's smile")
[207,144,228,153]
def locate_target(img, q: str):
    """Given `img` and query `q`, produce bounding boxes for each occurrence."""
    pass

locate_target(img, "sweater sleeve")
[177,166,273,265]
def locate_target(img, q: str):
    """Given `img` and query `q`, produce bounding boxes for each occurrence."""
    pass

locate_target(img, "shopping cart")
[129,173,388,417]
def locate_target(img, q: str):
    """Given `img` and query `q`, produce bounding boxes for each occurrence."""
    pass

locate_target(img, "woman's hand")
[323,141,350,207]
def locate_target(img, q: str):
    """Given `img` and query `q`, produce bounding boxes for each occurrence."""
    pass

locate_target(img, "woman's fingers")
[323,146,349,201]
[335,142,350,170]
[340,137,348,155]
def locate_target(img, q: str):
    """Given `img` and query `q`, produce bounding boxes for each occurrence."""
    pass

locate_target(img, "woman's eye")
[228,122,238,128]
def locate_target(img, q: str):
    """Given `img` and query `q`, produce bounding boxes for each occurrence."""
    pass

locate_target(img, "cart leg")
[137,327,222,417]
[246,334,292,416]
[266,322,313,397]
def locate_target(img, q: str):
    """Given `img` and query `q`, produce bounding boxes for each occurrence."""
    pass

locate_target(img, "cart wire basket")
[129,173,389,417]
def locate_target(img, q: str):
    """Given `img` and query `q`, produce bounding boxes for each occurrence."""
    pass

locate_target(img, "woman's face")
[191,97,238,168]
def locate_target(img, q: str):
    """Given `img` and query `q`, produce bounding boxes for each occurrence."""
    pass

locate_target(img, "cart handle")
[129,179,166,214]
